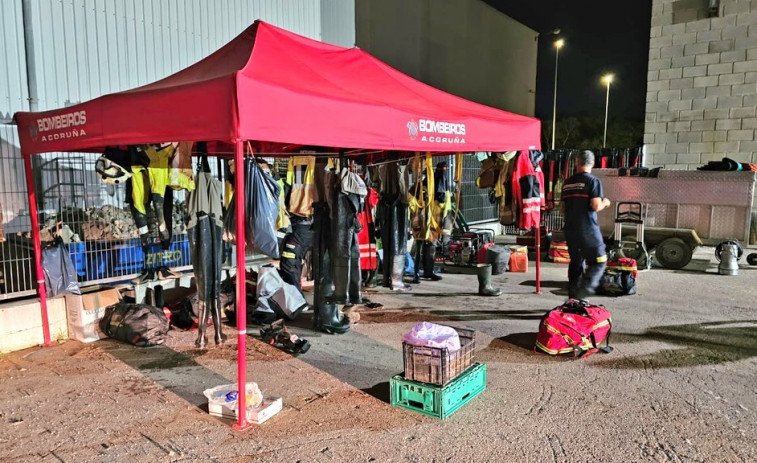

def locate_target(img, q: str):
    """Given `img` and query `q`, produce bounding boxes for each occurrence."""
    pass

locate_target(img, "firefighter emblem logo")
[407,119,418,140]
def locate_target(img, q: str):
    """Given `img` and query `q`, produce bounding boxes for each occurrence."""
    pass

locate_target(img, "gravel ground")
[1,246,756,462]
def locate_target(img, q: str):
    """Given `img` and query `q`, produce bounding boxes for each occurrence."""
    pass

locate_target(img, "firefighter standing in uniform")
[561,150,611,301]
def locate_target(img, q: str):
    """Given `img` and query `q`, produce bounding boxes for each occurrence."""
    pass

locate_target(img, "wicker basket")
[402,326,476,386]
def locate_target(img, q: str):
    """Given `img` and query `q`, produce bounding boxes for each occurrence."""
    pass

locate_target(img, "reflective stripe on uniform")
[281,251,296,259]
[596,254,608,263]
[608,265,637,271]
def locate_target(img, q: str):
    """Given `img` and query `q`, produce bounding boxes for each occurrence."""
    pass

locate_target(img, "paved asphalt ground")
[1,246,756,462]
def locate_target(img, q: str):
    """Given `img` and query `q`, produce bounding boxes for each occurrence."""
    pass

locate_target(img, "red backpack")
[535,300,613,357]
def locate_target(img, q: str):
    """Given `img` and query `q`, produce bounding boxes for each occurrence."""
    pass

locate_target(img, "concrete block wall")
[645,0,757,169]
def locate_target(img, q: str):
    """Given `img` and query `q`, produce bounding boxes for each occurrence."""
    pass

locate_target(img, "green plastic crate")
[390,362,486,420]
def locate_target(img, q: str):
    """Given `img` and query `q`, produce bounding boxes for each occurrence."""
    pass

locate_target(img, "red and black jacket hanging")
[511,150,545,230]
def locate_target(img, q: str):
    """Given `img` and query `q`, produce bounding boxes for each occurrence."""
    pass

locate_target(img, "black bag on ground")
[168,298,197,330]
[486,245,511,275]
[99,302,169,346]
[596,270,636,296]
[42,238,81,297]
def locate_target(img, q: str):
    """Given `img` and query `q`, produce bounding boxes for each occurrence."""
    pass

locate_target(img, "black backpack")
[597,270,637,297]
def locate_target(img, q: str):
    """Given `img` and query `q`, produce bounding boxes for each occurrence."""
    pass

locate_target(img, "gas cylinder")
[718,242,739,275]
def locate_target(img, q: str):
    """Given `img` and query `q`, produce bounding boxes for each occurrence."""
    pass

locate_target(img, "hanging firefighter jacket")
[409,155,452,244]
[276,178,291,232]
[286,155,316,218]
[493,151,518,226]
[170,142,196,191]
[511,150,545,230]
[357,187,379,271]
[130,143,194,246]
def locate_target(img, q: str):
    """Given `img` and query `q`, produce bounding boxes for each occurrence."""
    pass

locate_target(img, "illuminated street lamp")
[602,73,614,148]
[551,39,565,150]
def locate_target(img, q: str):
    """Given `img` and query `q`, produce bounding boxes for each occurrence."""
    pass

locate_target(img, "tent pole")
[232,139,251,431]
[535,218,541,295]
[24,154,53,346]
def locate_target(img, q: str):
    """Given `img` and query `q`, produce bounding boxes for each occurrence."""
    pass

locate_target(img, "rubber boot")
[411,243,422,284]
[210,299,227,345]
[195,300,209,348]
[316,303,351,334]
[423,242,442,281]
[362,269,377,288]
[391,254,411,291]
[477,264,502,297]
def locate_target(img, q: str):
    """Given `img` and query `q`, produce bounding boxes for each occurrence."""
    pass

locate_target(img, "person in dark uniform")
[561,150,611,300]
[278,215,313,291]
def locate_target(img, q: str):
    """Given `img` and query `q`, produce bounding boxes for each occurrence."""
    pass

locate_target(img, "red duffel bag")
[535,300,613,357]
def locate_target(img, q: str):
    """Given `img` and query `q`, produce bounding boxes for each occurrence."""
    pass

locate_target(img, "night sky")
[485,0,653,121]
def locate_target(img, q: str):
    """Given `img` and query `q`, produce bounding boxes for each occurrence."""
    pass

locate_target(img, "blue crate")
[67,237,190,281]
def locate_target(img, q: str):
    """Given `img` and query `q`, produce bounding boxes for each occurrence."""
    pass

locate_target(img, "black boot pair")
[195,299,228,348]
[313,303,351,335]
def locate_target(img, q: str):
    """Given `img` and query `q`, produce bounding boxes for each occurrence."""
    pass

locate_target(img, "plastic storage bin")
[403,326,475,386]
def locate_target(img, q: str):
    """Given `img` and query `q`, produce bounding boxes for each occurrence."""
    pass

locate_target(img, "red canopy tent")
[14,20,541,429]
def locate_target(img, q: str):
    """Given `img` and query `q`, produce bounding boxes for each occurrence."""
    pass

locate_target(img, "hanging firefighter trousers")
[379,197,408,289]
[279,219,314,291]
[312,201,350,334]
[188,215,225,347]
[329,193,362,304]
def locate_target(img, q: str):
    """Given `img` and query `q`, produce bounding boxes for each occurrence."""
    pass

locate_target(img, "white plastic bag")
[401,322,461,352]
[203,382,263,416]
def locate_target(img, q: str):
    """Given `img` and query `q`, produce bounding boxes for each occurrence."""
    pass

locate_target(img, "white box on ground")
[64,286,121,343]
[208,396,283,424]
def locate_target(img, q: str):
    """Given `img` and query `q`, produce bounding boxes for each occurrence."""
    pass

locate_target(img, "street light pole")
[602,74,614,148]
[551,39,564,150]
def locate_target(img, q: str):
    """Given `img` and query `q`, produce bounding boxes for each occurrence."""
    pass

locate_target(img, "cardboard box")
[208,396,283,424]
[64,286,121,343]
[508,245,527,255]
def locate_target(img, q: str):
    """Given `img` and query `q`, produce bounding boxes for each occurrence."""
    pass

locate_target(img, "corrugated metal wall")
[321,0,355,47]
[23,0,324,111]
[0,1,28,120]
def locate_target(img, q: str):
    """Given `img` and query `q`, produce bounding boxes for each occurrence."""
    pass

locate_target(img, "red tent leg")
[232,140,252,431]
[535,221,541,295]
[24,154,53,346]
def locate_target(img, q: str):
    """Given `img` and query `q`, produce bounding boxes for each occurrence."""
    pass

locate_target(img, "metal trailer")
[593,169,756,269]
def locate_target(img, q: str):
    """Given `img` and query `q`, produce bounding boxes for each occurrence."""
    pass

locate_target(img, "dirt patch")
[190,340,292,363]
[357,309,451,324]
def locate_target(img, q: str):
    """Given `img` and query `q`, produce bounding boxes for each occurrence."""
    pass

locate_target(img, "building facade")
[645,0,757,169]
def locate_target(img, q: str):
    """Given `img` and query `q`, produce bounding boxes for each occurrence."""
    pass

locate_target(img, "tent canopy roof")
[14,20,541,156]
